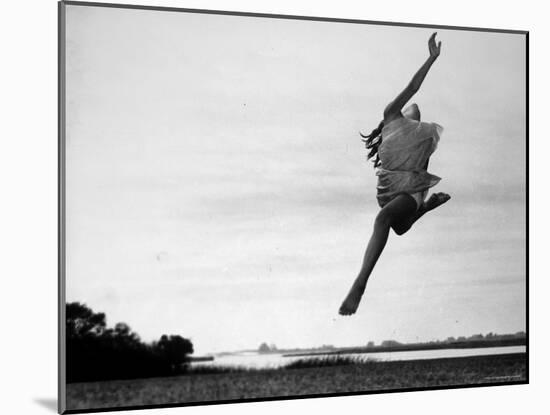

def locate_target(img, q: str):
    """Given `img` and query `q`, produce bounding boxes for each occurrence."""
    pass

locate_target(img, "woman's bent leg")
[391,192,451,236]
[339,194,417,315]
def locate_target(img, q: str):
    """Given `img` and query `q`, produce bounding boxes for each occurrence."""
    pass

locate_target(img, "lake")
[194,346,526,369]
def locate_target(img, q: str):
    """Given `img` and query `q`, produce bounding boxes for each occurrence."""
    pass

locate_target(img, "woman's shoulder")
[382,116,408,132]
[381,117,443,138]
[417,120,444,135]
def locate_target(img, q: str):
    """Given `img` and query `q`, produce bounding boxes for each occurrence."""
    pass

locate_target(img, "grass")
[283,355,375,369]
[185,355,372,374]
[66,353,526,411]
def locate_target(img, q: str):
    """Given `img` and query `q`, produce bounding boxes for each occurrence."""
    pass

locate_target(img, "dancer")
[339,32,451,316]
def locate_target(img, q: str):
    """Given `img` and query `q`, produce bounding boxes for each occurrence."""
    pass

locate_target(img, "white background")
[0,0,542,414]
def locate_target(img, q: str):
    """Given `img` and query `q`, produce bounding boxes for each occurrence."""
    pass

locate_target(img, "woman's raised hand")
[383,31,441,121]
[428,32,442,59]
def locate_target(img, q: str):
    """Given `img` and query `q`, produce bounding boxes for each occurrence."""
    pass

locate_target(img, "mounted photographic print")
[58,1,528,413]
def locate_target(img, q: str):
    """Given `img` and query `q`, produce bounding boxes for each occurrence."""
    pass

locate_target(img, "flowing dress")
[376,117,443,208]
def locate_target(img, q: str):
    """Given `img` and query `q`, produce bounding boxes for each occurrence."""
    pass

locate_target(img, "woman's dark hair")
[360,120,384,168]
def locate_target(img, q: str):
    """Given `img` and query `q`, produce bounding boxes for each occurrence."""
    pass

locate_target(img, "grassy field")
[66,353,526,411]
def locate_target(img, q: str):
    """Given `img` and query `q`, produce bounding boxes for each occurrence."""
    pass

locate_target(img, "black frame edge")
[61,0,527,34]
[525,31,530,385]
[58,1,67,413]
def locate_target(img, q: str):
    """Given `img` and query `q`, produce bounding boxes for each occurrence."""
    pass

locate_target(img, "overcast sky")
[64,4,526,353]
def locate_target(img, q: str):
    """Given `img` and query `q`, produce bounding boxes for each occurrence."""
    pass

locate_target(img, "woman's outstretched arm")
[383,32,442,123]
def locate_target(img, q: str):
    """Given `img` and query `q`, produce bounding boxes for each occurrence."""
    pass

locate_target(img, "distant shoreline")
[215,336,527,358]
[281,338,526,358]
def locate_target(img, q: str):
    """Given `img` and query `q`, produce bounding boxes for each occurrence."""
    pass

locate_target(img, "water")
[194,346,526,369]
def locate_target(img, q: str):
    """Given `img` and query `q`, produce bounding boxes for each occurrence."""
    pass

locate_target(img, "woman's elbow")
[408,81,420,94]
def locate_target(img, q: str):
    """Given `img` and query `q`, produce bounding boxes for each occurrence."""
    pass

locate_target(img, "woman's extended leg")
[339,194,417,316]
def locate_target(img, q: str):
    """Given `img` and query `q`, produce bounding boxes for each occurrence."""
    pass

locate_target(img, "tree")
[113,322,141,345]
[66,302,194,382]
[381,340,402,348]
[154,335,194,371]
[469,334,484,341]
[258,342,271,353]
[66,302,107,338]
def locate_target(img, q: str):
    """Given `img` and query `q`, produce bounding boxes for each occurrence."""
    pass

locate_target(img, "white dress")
[375,117,443,208]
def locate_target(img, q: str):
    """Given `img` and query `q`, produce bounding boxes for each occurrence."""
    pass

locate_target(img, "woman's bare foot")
[424,192,451,212]
[339,280,366,316]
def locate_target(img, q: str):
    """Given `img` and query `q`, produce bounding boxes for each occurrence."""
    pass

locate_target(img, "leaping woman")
[339,32,451,316]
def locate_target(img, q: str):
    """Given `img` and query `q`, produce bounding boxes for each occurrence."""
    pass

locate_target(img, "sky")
[64,4,526,353]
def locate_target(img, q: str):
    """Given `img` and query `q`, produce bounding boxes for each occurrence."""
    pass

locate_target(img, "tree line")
[66,302,193,383]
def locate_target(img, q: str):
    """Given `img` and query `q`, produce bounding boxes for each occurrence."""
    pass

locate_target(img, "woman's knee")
[391,222,410,236]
